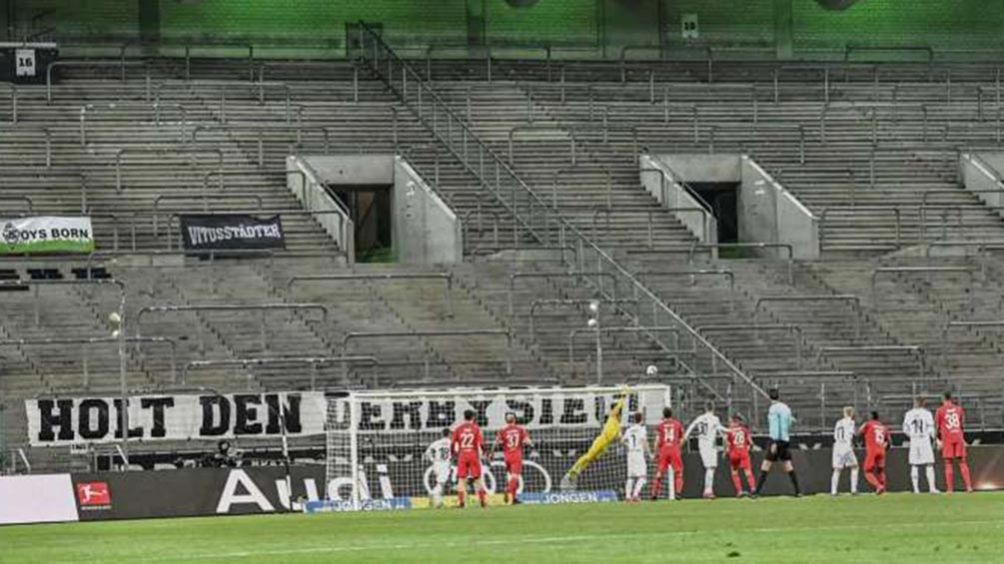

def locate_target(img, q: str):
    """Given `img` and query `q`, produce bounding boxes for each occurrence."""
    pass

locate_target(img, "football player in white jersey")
[621,412,651,502]
[424,428,453,508]
[831,406,859,496]
[903,396,939,494]
[684,401,727,499]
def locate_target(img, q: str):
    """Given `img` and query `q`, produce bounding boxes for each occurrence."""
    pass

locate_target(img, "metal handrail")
[508,271,617,316]
[81,249,347,278]
[0,278,129,460]
[696,324,804,369]
[0,336,178,388]
[357,23,769,422]
[114,147,224,193]
[136,303,328,356]
[819,206,901,251]
[940,320,1004,368]
[817,345,926,381]
[287,273,454,317]
[527,298,640,341]
[639,163,716,232]
[507,124,576,166]
[342,329,513,375]
[0,195,33,214]
[183,356,380,389]
[870,266,975,310]
[755,295,862,339]
[2,126,52,167]
[461,207,501,249]
[46,59,146,102]
[844,43,934,63]
[619,45,663,82]
[686,242,794,282]
[567,325,683,371]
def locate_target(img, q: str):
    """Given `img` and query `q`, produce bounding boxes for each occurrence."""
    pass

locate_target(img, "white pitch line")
[105,518,1004,563]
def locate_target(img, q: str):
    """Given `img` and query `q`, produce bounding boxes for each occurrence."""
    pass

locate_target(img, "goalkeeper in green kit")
[560,390,629,490]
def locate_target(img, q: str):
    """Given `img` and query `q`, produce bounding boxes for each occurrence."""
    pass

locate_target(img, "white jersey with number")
[903,408,935,465]
[425,437,452,484]
[623,424,648,477]
[686,413,725,468]
[832,417,858,469]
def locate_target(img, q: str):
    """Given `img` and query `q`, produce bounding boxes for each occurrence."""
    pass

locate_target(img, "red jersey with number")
[656,419,684,453]
[936,403,966,440]
[726,425,752,456]
[860,420,889,454]
[496,424,529,460]
[451,421,484,459]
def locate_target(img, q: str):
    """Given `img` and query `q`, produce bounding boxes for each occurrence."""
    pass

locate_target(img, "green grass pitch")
[3,492,1004,563]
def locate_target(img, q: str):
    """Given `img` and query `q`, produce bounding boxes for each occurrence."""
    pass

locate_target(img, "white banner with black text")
[25,392,327,447]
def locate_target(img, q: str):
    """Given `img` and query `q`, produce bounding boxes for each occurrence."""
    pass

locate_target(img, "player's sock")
[910,466,920,493]
[959,461,973,491]
[703,468,715,496]
[457,489,466,507]
[850,468,859,494]
[788,471,801,495]
[507,478,518,502]
[878,470,887,491]
[633,478,646,500]
[864,470,880,491]
[477,488,486,508]
[754,471,768,494]
[744,469,756,492]
[674,471,683,498]
[925,465,938,493]
[651,476,662,500]
[625,478,634,501]
[432,484,443,507]
[944,461,955,493]
[732,472,743,495]
[831,469,841,495]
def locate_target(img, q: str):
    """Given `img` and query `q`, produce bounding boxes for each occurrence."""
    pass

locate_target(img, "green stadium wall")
[3,0,1002,60]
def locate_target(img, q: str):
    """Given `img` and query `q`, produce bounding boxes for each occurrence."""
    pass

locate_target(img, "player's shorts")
[941,438,966,459]
[456,454,482,479]
[657,448,682,474]
[627,451,647,477]
[504,455,523,476]
[864,450,885,472]
[765,440,791,462]
[832,444,858,469]
[909,439,935,465]
[432,462,452,485]
[699,445,718,469]
[729,452,751,471]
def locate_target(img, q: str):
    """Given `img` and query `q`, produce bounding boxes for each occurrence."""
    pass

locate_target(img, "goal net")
[319,384,671,511]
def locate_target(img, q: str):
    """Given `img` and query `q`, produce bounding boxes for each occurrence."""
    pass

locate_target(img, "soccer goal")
[321,384,671,511]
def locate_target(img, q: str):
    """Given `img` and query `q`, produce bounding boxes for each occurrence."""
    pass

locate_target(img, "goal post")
[318,384,671,511]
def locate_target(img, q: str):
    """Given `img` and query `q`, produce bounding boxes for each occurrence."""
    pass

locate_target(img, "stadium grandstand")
[2,1,1004,560]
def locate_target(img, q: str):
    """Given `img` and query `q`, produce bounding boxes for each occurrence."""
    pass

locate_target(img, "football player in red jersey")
[490,412,534,504]
[936,391,973,493]
[451,409,487,508]
[725,414,756,497]
[858,411,890,495]
[650,407,684,500]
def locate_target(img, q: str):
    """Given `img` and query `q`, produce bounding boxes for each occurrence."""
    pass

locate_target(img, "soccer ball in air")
[108,312,121,324]
[646,365,658,377]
